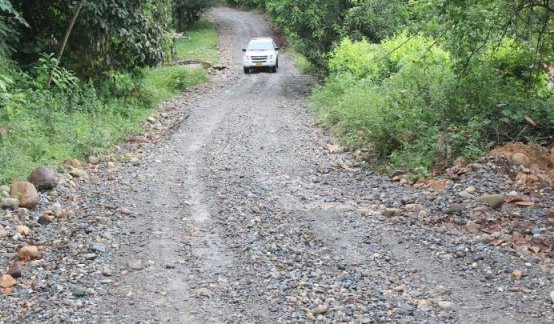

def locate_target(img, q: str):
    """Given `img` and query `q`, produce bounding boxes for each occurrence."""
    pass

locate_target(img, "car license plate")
[255,63,262,67]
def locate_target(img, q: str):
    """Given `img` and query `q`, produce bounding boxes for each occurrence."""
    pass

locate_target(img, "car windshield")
[247,41,273,51]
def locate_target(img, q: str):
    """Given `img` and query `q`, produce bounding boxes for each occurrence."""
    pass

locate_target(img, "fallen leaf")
[492,238,505,246]
[426,179,448,191]
[511,232,529,245]
[481,222,503,234]
[506,197,535,207]
[515,201,534,207]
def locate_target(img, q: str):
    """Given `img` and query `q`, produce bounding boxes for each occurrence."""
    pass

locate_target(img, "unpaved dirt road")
[82,8,551,323]
[63,7,553,323]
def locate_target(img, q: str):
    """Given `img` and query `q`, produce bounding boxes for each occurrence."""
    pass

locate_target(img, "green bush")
[313,33,472,174]
[313,31,554,175]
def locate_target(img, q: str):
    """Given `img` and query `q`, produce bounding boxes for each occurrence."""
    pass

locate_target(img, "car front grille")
[251,56,268,62]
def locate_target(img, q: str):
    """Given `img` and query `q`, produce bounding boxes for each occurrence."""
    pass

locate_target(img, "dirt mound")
[488,143,554,185]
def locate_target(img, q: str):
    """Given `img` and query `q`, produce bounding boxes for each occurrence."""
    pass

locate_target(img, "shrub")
[312,33,464,174]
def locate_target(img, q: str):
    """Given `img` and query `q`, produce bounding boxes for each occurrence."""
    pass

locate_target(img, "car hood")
[244,50,276,56]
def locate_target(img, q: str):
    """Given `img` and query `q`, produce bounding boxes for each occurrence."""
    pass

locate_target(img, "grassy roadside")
[174,18,219,64]
[0,18,218,183]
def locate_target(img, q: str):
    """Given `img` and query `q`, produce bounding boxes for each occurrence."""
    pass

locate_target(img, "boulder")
[28,166,58,190]
[10,181,39,209]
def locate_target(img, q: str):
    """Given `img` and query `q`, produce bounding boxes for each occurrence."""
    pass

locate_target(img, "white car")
[242,37,279,73]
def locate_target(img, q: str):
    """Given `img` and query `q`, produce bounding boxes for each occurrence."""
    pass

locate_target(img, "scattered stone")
[15,225,31,236]
[28,166,58,190]
[90,243,107,253]
[73,286,87,297]
[446,203,464,214]
[0,185,10,194]
[417,299,433,311]
[16,208,30,221]
[0,226,8,238]
[465,221,481,234]
[437,301,454,310]
[418,210,428,219]
[511,270,523,280]
[18,245,42,260]
[398,303,414,314]
[10,181,39,209]
[7,263,22,278]
[315,304,329,314]
[1,198,19,209]
[0,274,16,288]
[382,208,400,217]
[127,260,144,271]
[196,287,212,297]
[102,266,113,277]
[464,186,476,194]
[84,253,97,260]
[477,194,504,209]
[70,167,87,178]
[38,215,53,225]
[404,204,423,213]
[120,207,131,215]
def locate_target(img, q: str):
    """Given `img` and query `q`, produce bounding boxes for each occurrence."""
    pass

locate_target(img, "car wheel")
[271,66,277,73]
[244,67,249,74]
[276,59,279,69]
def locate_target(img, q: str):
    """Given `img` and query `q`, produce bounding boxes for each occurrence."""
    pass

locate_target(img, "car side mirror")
[242,48,246,52]
[275,47,279,50]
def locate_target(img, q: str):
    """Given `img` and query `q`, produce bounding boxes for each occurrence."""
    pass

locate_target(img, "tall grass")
[175,18,219,64]
[0,18,218,184]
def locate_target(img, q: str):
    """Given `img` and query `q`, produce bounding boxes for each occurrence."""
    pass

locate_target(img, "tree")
[174,0,216,31]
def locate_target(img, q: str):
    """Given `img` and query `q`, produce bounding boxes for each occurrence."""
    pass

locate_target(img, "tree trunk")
[47,0,86,88]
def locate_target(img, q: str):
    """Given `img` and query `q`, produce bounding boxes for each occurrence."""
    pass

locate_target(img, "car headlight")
[244,55,250,60]
[269,55,274,60]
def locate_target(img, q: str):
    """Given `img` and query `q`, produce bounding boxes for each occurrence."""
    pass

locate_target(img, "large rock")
[10,181,39,209]
[28,166,58,190]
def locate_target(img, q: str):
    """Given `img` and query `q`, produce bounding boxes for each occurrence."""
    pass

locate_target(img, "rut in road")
[93,7,549,323]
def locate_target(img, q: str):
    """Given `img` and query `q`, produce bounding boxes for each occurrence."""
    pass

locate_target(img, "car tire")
[244,67,249,74]
[271,66,277,73]
[276,59,279,69]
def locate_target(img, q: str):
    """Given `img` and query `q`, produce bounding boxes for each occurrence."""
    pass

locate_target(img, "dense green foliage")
[236,0,554,175]
[174,0,216,31]
[0,2,217,183]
